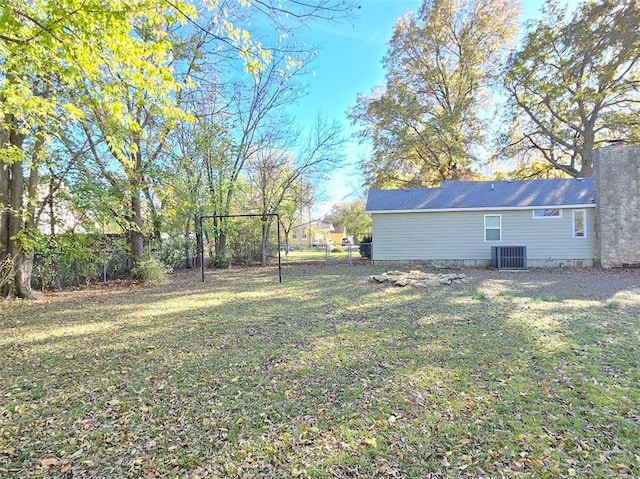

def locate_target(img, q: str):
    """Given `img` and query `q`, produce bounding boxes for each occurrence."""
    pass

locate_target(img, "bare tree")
[242,114,344,264]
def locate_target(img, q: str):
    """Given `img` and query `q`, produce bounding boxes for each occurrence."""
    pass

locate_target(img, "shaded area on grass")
[1,267,639,478]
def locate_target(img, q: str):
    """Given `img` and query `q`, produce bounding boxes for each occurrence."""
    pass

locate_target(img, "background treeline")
[1,0,354,297]
[1,0,638,297]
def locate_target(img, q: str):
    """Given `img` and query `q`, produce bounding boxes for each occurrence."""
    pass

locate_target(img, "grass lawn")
[1,266,639,478]
[279,246,357,263]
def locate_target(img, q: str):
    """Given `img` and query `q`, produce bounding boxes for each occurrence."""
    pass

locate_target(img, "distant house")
[37,183,88,235]
[365,144,640,268]
[309,222,333,246]
[366,178,596,268]
[328,226,346,246]
[290,221,347,247]
[290,223,311,246]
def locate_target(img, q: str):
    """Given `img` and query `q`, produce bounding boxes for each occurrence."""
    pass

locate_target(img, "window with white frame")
[533,208,561,218]
[302,230,307,240]
[484,214,501,241]
[292,231,298,240]
[573,209,586,238]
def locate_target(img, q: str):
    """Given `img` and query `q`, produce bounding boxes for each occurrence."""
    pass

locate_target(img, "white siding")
[371,208,595,262]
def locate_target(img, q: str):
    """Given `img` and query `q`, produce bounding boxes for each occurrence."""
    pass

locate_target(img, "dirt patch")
[460,267,640,302]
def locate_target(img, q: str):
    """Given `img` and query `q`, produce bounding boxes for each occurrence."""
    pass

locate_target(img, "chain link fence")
[278,242,372,266]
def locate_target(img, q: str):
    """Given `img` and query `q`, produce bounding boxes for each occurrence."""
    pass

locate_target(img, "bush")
[131,255,168,283]
[208,252,231,269]
[359,236,372,259]
[153,235,198,270]
[32,233,175,289]
[32,233,99,288]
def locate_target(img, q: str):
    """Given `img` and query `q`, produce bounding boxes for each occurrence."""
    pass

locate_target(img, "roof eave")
[366,204,597,214]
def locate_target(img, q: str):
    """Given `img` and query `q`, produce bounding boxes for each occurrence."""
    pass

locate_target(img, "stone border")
[369,270,467,288]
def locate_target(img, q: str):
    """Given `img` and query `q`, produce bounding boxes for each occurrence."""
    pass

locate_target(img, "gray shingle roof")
[365,178,595,212]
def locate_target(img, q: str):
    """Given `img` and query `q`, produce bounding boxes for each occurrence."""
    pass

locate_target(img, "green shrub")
[208,252,231,269]
[32,233,99,288]
[131,255,167,282]
[154,235,197,270]
[359,236,372,259]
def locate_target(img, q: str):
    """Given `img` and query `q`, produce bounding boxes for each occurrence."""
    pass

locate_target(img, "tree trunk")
[129,190,145,263]
[1,119,37,299]
[144,185,162,240]
[13,249,36,299]
[579,134,594,177]
[0,143,11,294]
[260,219,271,266]
[129,149,145,268]
[579,157,593,177]
[212,215,228,260]
[193,214,201,268]
[17,132,42,298]
[217,232,227,258]
[3,162,37,299]
[184,216,192,269]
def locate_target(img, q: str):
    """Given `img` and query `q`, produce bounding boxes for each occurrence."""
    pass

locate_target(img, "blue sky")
[289,0,579,215]
[293,0,421,214]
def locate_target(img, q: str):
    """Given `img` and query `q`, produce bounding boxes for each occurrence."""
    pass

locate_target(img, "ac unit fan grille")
[491,246,527,270]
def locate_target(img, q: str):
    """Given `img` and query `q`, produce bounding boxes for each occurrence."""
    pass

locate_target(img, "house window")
[302,230,307,240]
[484,214,501,241]
[533,208,561,218]
[573,209,586,238]
[292,231,298,240]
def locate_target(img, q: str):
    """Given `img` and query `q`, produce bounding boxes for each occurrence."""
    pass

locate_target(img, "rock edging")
[369,270,467,288]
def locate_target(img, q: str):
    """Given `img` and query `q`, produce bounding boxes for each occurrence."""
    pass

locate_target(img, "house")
[290,221,347,247]
[365,144,640,268]
[308,222,333,246]
[366,178,596,267]
[328,226,347,246]
[290,222,311,246]
[37,183,88,235]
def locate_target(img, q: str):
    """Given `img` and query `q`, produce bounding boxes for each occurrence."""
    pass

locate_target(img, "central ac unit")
[491,246,527,270]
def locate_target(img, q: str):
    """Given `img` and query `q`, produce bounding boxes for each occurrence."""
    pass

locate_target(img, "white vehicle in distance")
[341,237,354,246]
